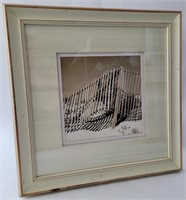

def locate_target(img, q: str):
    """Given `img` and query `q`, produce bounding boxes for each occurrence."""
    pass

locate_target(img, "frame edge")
[3,4,24,197]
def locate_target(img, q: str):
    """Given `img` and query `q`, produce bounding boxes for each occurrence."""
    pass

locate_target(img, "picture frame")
[4,4,182,196]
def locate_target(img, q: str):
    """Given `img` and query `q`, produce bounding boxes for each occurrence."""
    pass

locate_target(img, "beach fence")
[63,66,142,133]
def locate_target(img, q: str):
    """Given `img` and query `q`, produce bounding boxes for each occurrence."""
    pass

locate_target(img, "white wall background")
[0,0,185,199]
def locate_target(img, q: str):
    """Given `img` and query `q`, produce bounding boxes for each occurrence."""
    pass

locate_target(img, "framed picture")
[4,5,182,196]
[58,52,145,145]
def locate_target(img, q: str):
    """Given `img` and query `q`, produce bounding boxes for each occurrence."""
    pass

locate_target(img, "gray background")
[0,0,185,199]
[61,56,140,96]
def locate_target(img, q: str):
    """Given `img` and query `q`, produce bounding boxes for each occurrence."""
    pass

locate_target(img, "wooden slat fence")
[63,66,142,133]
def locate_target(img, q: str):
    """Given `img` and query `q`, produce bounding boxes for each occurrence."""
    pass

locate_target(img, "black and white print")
[60,55,143,144]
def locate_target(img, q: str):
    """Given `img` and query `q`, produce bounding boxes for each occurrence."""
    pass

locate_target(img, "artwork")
[5,5,181,195]
[58,53,144,145]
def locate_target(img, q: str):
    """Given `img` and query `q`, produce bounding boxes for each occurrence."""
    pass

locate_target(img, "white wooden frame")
[4,5,182,196]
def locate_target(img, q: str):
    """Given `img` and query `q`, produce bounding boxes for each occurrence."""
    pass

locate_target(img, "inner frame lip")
[57,52,146,146]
